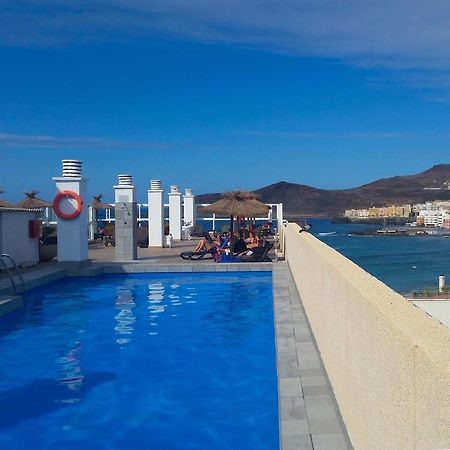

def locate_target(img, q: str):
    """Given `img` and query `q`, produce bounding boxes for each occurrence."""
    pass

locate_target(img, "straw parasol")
[202,191,269,245]
[15,191,51,209]
[90,194,113,210]
[0,188,14,208]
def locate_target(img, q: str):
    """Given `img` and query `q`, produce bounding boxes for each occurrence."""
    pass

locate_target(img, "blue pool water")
[0,273,278,450]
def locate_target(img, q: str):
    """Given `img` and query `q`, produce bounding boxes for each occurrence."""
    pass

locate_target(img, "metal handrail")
[0,254,26,295]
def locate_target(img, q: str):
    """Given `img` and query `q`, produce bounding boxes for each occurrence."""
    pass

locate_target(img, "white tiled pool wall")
[0,263,272,299]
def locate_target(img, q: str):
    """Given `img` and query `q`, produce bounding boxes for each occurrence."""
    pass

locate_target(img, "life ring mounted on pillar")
[53,190,83,220]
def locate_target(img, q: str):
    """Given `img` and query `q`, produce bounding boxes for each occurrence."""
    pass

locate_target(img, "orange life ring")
[53,190,83,220]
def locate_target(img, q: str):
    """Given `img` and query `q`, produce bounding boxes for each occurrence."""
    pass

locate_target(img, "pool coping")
[273,262,353,450]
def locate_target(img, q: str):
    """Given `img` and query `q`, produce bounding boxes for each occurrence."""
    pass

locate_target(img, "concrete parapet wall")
[284,223,450,450]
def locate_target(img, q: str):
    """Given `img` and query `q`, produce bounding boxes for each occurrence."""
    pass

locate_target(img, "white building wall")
[0,210,40,266]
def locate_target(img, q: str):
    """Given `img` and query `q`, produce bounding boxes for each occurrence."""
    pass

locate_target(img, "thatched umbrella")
[15,191,51,209]
[90,194,113,210]
[0,188,14,208]
[202,191,269,246]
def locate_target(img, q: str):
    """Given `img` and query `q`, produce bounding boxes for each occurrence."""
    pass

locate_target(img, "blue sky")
[1,1,450,203]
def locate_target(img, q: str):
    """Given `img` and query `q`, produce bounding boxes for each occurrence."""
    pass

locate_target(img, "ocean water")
[307,218,450,294]
[0,273,278,450]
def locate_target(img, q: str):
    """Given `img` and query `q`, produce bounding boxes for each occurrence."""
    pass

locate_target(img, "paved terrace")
[0,238,352,450]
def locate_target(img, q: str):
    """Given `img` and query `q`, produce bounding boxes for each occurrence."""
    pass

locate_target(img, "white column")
[88,205,95,240]
[183,188,196,227]
[169,185,182,240]
[53,160,88,263]
[439,274,446,293]
[148,180,164,247]
[277,203,284,231]
[268,205,273,223]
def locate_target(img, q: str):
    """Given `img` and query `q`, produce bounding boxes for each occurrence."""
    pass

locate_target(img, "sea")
[308,218,450,295]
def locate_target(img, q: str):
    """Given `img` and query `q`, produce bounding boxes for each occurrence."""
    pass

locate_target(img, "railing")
[0,254,26,295]
[42,202,285,240]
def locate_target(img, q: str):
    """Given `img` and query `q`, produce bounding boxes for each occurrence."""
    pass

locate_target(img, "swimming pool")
[0,273,278,449]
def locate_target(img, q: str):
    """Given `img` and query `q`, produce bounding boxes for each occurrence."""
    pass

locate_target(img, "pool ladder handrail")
[0,254,26,295]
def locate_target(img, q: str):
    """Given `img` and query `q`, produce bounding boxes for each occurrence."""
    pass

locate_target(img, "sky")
[1,0,450,203]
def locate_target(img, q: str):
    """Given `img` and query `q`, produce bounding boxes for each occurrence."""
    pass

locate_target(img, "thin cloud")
[0,132,170,150]
[2,1,450,69]
[0,131,236,153]
[3,1,450,93]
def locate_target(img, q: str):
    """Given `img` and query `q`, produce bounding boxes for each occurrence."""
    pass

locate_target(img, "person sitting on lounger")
[193,233,222,252]
[245,232,262,249]
[232,231,248,255]
[238,238,264,256]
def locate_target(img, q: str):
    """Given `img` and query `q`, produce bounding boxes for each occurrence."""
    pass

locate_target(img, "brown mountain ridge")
[196,164,450,216]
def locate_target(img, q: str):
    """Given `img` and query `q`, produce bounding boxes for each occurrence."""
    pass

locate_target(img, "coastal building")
[418,202,450,227]
[344,208,369,218]
[345,204,411,219]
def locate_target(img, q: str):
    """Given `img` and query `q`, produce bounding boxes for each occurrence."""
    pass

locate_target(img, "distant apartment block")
[417,202,450,228]
[345,200,450,228]
[344,208,369,218]
[345,204,411,219]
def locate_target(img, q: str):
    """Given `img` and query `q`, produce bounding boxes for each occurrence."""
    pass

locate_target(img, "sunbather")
[217,240,273,263]
[181,233,229,260]
[193,233,222,252]
[238,238,263,255]
[246,232,264,249]
[232,231,248,255]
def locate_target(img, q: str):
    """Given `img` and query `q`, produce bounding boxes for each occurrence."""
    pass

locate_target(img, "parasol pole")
[230,214,234,250]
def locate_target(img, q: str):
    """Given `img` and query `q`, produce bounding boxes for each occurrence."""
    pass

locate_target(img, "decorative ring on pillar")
[53,190,83,220]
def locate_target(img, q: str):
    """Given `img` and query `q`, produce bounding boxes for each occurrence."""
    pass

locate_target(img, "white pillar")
[148,180,164,247]
[88,205,95,240]
[439,274,446,293]
[53,160,88,263]
[114,174,138,261]
[277,203,284,231]
[183,188,196,227]
[169,185,182,240]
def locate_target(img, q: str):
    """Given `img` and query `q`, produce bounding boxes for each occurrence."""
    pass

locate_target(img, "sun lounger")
[180,247,218,260]
[217,241,274,263]
[180,234,229,261]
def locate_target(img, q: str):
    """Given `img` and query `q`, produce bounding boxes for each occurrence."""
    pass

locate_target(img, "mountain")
[196,164,450,216]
